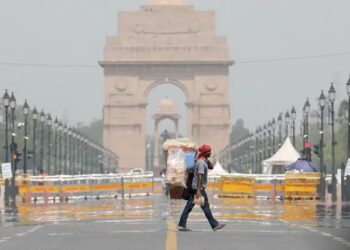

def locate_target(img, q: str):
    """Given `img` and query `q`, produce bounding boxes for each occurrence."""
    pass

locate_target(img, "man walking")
[178,144,226,232]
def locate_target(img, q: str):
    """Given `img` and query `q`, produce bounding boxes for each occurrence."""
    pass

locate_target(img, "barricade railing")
[254,174,285,200]
[284,172,320,200]
[12,172,324,203]
[207,175,221,196]
[211,172,320,200]
[18,173,154,204]
[218,174,256,198]
[152,177,163,194]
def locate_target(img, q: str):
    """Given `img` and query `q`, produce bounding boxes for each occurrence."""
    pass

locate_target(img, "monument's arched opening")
[146,83,187,172]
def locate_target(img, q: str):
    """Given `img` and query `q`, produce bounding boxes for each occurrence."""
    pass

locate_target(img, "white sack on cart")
[165,148,186,187]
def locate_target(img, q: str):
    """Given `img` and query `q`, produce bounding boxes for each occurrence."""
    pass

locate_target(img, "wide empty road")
[1,194,350,250]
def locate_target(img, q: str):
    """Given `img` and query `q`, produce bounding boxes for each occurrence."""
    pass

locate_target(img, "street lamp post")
[291,106,296,147]
[83,138,87,174]
[39,110,46,172]
[319,90,326,200]
[86,140,91,174]
[303,98,311,152]
[263,124,267,160]
[3,90,10,206]
[258,126,262,173]
[267,121,272,157]
[92,145,97,174]
[254,128,259,174]
[46,114,52,175]
[71,130,76,175]
[32,107,38,175]
[53,118,59,175]
[347,74,350,159]
[63,125,67,174]
[58,122,63,175]
[277,113,283,147]
[329,82,337,202]
[249,137,254,174]
[22,100,29,174]
[76,133,81,174]
[9,92,16,209]
[271,119,276,154]
[68,128,72,174]
[285,111,290,139]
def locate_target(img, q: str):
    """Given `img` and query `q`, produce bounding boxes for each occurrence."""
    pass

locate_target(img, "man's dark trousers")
[178,189,219,229]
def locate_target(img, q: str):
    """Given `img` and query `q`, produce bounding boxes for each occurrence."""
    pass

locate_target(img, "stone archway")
[152,97,182,168]
[100,1,233,172]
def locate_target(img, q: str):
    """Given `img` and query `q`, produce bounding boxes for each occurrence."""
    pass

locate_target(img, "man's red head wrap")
[197,144,211,160]
[198,144,211,153]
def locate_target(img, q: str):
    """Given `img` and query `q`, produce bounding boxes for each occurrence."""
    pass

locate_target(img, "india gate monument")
[100,0,233,172]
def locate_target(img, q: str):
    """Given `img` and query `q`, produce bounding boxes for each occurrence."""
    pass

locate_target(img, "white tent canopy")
[209,161,228,175]
[263,137,300,174]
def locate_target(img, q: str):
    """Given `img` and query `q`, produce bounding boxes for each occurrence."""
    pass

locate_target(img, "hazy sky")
[0,0,349,136]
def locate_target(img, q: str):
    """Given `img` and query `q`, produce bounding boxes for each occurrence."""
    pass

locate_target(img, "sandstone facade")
[100,2,233,172]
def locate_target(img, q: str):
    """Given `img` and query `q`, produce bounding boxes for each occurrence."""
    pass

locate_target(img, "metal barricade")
[152,177,164,194]
[122,173,153,197]
[59,175,91,201]
[89,174,122,199]
[22,175,61,204]
[218,174,255,198]
[284,172,320,200]
[207,175,221,196]
[20,172,154,204]
[254,174,285,200]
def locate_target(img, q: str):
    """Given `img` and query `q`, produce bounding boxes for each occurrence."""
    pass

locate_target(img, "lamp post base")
[4,180,10,207]
[331,175,337,202]
[318,177,326,201]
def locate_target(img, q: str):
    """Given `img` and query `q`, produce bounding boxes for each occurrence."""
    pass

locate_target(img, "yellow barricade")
[91,183,122,191]
[20,186,60,194]
[61,185,90,193]
[124,182,152,189]
[285,172,320,199]
[123,179,153,196]
[218,175,255,198]
[152,178,163,194]
[254,175,285,200]
[18,174,154,203]
[207,176,221,195]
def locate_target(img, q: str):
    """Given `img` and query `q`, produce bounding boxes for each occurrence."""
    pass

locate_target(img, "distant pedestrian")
[37,169,47,186]
[178,144,226,232]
